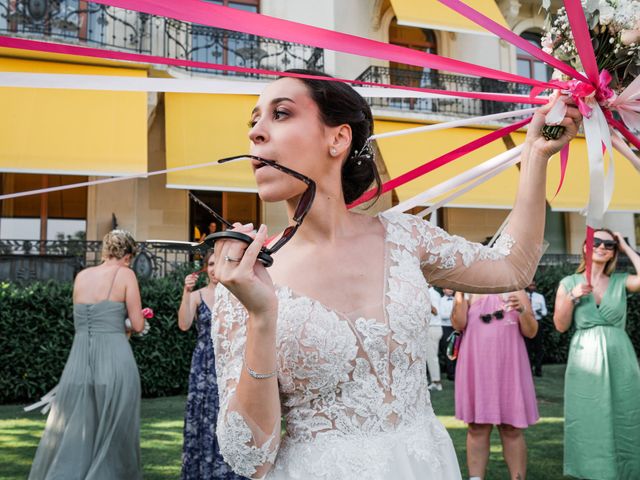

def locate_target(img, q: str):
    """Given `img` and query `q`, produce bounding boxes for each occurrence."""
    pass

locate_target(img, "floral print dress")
[181,291,248,480]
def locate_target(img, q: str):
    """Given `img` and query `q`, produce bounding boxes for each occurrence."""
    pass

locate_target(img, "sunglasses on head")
[593,238,617,251]
[480,310,505,324]
[190,155,316,268]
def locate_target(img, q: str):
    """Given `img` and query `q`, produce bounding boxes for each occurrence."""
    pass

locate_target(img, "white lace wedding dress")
[212,211,540,479]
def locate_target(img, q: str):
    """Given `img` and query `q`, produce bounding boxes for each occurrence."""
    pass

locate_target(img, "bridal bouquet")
[542,0,640,90]
[539,0,640,139]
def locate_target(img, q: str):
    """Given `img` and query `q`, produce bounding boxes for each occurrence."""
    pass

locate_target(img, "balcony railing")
[356,66,534,119]
[0,0,152,53]
[0,0,324,78]
[0,239,204,282]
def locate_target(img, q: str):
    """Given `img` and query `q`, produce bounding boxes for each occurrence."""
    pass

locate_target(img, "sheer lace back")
[212,211,539,479]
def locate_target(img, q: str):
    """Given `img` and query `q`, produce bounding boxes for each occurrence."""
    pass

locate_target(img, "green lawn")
[430,363,569,479]
[1,365,570,479]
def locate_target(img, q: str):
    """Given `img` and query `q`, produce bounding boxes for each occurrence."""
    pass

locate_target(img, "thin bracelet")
[244,355,277,380]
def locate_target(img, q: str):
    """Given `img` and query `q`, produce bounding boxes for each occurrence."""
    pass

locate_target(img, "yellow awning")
[389,0,509,35]
[165,93,258,191]
[0,56,148,176]
[542,134,640,212]
[375,120,521,208]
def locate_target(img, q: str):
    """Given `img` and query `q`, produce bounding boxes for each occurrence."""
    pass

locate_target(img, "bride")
[209,70,580,479]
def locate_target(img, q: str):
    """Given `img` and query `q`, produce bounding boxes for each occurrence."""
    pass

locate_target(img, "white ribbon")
[389,145,524,213]
[0,72,544,102]
[369,108,537,141]
[413,152,522,218]
[24,385,59,414]
[582,103,615,228]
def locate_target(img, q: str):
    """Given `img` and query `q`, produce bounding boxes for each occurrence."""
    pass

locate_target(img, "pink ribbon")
[584,226,595,286]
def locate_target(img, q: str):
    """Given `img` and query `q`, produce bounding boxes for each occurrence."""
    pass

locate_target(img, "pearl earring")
[330,147,337,156]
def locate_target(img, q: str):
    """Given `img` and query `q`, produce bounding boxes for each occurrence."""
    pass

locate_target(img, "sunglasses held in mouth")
[190,155,316,268]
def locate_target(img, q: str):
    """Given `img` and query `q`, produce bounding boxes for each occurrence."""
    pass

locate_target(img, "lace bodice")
[212,212,541,479]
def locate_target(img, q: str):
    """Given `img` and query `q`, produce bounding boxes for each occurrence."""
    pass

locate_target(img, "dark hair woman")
[210,70,581,479]
[554,229,640,479]
[178,251,248,479]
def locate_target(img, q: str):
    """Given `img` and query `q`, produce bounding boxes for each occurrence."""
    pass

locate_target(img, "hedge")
[0,265,202,404]
[1,263,639,404]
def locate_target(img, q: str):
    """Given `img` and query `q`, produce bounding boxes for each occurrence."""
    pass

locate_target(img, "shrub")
[0,265,204,404]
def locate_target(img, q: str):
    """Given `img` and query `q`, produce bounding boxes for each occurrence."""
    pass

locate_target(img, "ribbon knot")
[553,69,616,119]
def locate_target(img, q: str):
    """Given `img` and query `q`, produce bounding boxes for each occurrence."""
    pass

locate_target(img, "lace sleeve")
[212,285,280,479]
[386,212,542,293]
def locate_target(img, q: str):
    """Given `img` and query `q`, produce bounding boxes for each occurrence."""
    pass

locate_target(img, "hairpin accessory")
[351,141,374,163]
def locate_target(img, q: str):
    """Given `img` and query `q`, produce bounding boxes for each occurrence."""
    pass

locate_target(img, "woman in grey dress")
[29,230,146,480]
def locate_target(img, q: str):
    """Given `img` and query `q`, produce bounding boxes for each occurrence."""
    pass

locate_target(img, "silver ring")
[224,254,242,263]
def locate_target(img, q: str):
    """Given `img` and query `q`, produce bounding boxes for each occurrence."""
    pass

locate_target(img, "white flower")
[599,4,615,25]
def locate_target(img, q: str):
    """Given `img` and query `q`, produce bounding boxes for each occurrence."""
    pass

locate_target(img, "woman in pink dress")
[452,291,539,480]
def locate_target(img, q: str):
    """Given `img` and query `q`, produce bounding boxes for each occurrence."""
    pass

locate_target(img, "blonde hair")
[102,229,137,261]
[576,228,618,277]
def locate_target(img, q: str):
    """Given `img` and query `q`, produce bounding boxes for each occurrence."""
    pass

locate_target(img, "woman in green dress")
[28,230,146,480]
[554,228,640,480]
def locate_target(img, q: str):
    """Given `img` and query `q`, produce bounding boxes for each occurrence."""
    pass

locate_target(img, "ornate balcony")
[356,66,534,119]
[163,19,323,76]
[0,0,152,53]
[0,0,324,77]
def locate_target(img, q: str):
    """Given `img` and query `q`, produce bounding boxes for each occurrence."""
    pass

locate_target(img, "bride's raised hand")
[526,97,582,159]
[213,223,278,321]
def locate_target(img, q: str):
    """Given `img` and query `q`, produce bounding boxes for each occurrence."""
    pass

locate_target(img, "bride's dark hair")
[282,69,382,204]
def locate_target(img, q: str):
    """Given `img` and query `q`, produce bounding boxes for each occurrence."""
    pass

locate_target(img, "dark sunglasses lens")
[594,239,616,250]
[480,314,492,323]
[494,310,504,320]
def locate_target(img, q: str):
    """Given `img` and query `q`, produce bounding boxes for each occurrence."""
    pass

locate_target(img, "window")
[388,18,437,110]
[0,173,87,241]
[189,190,260,243]
[191,0,259,68]
[517,31,552,82]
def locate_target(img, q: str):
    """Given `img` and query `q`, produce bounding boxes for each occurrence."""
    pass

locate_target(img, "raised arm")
[178,273,199,331]
[615,232,640,293]
[507,291,537,339]
[211,224,281,479]
[553,276,591,333]
[451,292,469,331]
[417,102,582,292]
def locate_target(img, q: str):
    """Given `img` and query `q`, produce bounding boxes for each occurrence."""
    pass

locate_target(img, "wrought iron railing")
[0,0,152,53]
[0,0,324,77]
[0,239,203,282]
[164,19,324,75]
[356,66,534,119]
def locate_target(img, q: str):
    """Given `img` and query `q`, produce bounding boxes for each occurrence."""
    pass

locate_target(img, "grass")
[0,365,570,480]
[430,363,570,479]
